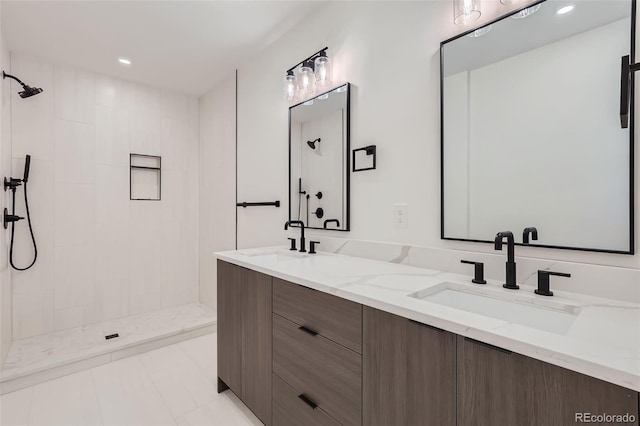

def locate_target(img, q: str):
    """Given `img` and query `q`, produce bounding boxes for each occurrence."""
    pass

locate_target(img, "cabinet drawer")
[273,375,340,426]
[273,314,362,426]
[273,278,362,353]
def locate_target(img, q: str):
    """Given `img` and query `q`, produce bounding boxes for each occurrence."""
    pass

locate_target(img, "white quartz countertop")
[215,247,640,392]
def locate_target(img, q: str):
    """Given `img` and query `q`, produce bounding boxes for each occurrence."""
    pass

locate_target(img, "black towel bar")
[236,201,280,208]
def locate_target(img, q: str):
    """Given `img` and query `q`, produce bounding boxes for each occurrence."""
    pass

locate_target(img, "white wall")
[198,74,236,310]
[0,3,13,363]
[9,53,199,340]
[232,0,639,269]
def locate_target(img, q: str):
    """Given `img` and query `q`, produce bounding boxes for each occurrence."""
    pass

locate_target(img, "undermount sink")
[239,248,310,260]
[409,282,582,334]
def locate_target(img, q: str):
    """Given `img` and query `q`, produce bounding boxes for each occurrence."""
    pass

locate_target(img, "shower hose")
[9,182,37,270]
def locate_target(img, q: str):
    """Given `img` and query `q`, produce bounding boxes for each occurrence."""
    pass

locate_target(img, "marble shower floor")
[1,303,216,385]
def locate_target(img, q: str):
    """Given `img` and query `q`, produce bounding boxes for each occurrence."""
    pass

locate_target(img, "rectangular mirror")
[441,0,634,254]
[289,83,350,231]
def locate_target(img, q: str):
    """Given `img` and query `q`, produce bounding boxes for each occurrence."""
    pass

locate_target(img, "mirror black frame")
[288,83,351,231]
[440,0,636,255]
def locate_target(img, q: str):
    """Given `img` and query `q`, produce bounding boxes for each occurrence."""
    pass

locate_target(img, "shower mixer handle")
[3,208,24,229]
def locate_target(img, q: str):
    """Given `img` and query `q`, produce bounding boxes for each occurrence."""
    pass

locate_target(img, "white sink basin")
[409,282,582,334]
[239,248,311,260]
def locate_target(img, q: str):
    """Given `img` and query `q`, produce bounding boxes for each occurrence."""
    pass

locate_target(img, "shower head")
[19,85,43,99]
[306,138,321,150]
[2,71,43,98]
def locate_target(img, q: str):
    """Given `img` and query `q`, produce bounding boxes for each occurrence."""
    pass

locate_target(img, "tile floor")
[0,333,263,426]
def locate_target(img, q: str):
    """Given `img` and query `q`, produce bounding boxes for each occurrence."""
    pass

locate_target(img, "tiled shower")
[0,52,211,390]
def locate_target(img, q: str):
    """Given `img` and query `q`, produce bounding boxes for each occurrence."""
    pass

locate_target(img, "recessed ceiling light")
[118,57,132,66]
[556,4,575,15]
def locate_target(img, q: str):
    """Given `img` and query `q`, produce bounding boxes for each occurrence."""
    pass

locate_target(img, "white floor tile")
[178,333,217,382]
[0,386,33,426]
[140,343,217,419]
[29,370,103,426]
[91,356,175,426]
[175,391,262,426]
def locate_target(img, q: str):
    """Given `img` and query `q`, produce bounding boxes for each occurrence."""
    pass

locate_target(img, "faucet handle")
[535,270,571,296]
[309,241,320,254]
[287,238,297,251]
[460,260,486,284]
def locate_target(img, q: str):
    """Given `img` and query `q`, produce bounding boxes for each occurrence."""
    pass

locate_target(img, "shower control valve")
[3,208,24,229]
[3,177,22,192]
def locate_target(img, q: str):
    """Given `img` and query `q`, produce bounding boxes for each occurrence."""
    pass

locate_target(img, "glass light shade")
[314,55,332,87]
[512,4,541,19]
[283,72,296,101]
[317,93,329,100]
[500,0,515,4]
[297,63,315,98]
[468,25,491,37]
[453,0,481,26]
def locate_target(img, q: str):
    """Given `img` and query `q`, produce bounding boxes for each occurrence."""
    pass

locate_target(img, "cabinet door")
[457,335,530,426]
[217,260,243,395]
[241,268,272,426]
[363,307,456,426]
[457,335,640,426]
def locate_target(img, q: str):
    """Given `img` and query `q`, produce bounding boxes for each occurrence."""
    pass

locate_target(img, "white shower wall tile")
[12,290,55,341]
[53,246,95,310]
[54,119,95,184]
[54,183,95,248]
[53,64,96,124]
[95,74,131,110]
[95,105,130,167]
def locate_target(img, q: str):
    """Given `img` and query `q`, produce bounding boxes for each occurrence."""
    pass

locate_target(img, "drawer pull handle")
[298,325,318,336]
[298,393,318,409]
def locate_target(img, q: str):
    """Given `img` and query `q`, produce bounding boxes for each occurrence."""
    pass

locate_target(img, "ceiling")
[1,0,325,96]
[443,0,631,76]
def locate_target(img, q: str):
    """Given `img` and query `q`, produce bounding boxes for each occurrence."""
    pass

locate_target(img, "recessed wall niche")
[130,154,161,201]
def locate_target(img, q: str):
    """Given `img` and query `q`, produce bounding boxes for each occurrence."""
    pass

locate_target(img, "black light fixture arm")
[286,47,328,73]
[2,71,26,87]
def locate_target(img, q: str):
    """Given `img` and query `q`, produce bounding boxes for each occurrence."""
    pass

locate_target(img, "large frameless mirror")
[289,83,350,231]
[441,0,634,254]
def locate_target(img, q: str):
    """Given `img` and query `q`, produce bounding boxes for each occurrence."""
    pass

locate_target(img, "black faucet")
[523,227,538,244]
[323,219,340,229]
[284,220,306,253]
[494,231,518,290]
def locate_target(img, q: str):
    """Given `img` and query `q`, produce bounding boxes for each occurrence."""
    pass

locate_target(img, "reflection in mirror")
[289,83,350,230]
[441,0,633,253]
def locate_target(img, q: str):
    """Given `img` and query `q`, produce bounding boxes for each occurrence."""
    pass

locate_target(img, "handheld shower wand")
[3,155,38,270]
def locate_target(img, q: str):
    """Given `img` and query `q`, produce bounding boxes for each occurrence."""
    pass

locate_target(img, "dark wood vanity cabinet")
[217,260,272,425]
[457,336,640,426]
[218,260,639,426]
[363,307,456,426]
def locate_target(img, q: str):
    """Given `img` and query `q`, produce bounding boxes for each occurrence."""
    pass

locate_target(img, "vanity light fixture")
[556,4,575,15]
[334,85,347,93]
[453,0,481,26]
[282,47,331,101]
[511,4,541,19]
[317,93,329,100]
